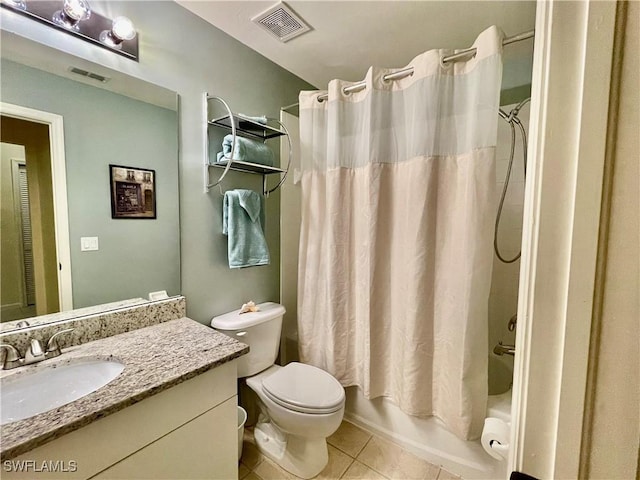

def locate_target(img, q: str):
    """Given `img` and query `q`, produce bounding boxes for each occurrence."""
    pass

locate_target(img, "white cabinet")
[92,397,237,480]
[3,361,238,480]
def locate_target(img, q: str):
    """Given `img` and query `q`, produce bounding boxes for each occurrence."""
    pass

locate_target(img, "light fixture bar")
[1,0,138,61]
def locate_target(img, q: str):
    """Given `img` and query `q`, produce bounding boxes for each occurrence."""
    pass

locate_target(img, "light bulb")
[52,0,91,30]
[100,16,136,49]
[112,17,136,41]
[3,0,26,11]
[64,0,90,20]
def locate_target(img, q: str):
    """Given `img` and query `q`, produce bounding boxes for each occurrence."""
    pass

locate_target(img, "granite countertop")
[0,318,248,460]
[0,297,149,333]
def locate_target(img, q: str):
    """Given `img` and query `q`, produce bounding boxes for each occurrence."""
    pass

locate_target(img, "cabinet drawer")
[91,396,237,480]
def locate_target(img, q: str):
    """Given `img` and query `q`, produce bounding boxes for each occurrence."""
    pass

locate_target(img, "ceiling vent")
[252,2,311,43]
[68,67,110,83]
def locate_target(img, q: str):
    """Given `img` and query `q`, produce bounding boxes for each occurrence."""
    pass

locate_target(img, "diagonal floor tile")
[316,445,354,479]
[239,462,251,479]
[357,436,440,480]
[241,441,265,470]
[253,457,300,480]
[341,460,387,480]
[328,421,373,457]
[436,468,461,480]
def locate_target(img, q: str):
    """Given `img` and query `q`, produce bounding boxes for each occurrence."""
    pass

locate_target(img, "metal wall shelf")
[209,115,286,140]
[204,94,292,195]
[210,159,286,175]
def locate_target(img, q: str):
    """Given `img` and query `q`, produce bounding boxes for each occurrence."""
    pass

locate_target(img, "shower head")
[512,97,531,118]
[499,97,531,125]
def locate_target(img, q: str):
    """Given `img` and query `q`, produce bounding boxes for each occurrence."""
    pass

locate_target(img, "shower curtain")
[297,26,503,440]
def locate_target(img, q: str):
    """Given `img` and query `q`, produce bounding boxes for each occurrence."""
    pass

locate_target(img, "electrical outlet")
[80,237,99,251]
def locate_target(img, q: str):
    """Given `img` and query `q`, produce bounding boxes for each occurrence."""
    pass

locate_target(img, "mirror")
[0,32,180,330]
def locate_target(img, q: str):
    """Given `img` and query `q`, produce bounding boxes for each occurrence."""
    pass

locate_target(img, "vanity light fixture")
[0,0,139,61]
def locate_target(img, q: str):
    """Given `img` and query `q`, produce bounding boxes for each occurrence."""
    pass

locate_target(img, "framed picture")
[109,165,156,219]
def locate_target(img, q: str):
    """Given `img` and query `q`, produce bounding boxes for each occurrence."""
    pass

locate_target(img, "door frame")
[0,102,73,312]
[510,1,617,478]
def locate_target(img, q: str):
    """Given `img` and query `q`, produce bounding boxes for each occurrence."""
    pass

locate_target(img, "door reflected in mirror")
[1,122,58,321]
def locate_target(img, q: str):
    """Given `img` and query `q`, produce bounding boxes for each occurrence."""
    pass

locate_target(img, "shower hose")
[494,97,530,264]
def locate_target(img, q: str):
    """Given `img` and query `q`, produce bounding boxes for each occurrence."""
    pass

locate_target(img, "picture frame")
[109,165,156,219]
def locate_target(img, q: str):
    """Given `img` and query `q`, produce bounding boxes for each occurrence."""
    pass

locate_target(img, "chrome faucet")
[0,328,74,370]
[493,342,516,356]
[24,338,45,364]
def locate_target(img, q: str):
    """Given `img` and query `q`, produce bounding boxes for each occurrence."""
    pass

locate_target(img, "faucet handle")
[46,328,75,356]
[0,344,23,369]
[493,341,516,356]
[0,344,21,362]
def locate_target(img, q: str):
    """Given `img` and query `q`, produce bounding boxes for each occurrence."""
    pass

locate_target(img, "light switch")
[81,236,99,251]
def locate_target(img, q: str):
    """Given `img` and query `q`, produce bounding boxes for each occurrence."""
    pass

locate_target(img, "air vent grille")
[68,67,110,83]
[252,2,311,43]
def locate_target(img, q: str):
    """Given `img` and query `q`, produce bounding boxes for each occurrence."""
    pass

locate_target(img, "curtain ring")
[439,55,453,70]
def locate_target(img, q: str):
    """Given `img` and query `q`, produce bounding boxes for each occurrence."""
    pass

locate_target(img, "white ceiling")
[177,1,537,90]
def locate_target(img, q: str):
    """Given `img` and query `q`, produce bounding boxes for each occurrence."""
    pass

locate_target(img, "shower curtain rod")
[316,29,535,102]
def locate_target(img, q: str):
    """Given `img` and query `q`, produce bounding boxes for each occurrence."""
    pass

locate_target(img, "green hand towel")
[237,113,268,125]
[223,190,270,268]
[218,134,275,167]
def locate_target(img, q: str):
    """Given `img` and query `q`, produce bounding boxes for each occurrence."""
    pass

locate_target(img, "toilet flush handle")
[236,331,247,337]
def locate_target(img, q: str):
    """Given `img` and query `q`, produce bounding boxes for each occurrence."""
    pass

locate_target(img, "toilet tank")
[211,302,286,378]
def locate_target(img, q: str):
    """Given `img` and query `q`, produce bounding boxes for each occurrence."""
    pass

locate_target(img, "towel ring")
[264,118,292,196]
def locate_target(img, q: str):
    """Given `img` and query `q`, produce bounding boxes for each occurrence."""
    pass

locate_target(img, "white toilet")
[211,302,345,479]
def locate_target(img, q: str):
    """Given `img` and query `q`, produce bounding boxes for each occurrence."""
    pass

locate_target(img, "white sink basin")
[1,358,125,425]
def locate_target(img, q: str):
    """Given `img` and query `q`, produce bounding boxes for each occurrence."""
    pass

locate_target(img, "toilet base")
[254,416,328,479]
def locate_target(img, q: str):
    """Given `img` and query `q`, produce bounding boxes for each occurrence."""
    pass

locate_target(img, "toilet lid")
[262,363,345,415]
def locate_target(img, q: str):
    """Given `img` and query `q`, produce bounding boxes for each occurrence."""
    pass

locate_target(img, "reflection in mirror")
[0,32,180,327]
[0,297,149,334]
[1,111,64,321]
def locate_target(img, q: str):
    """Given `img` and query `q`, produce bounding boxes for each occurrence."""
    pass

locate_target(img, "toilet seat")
[261,362,345,415]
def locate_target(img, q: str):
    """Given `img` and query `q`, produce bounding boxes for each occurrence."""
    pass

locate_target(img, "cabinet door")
[91,397,238,480]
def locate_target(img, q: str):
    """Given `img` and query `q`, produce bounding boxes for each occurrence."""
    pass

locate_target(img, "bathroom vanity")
[0,317,248,479]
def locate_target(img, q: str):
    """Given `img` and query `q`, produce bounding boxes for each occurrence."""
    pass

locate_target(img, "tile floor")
[239,420,461,480]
